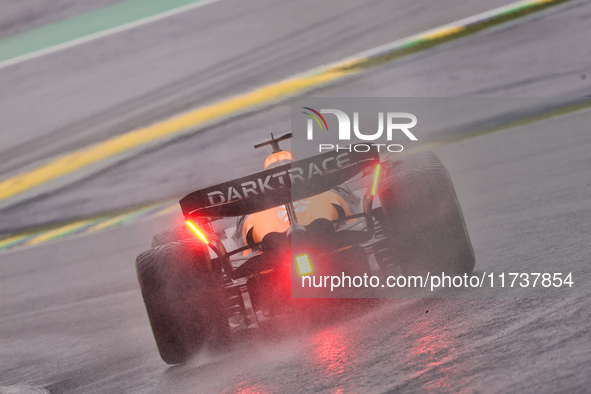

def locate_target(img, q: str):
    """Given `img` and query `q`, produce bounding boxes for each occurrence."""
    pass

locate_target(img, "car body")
[135,132,475,363]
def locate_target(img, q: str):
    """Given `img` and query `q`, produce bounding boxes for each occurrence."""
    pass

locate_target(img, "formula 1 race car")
[135,132,474,364]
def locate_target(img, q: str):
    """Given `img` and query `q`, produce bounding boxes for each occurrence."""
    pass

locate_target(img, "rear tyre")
[377,151,475,276]
[135,240,229,364]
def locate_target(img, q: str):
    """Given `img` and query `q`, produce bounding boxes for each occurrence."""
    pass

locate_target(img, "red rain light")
[371,163,381,196]
[186,220,209,244]
[296,254,312,275]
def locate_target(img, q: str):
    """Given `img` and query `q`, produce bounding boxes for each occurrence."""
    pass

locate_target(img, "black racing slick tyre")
[151,225,194,248]
[135,241,229,364]
[377,151,475,276]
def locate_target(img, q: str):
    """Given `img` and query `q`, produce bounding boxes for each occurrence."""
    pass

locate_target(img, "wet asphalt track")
[0,0,514,179]
[1,0,591,392]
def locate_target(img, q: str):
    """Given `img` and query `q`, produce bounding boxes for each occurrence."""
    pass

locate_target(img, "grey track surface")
[2,0,591,232]
[1,0,591,393]
[0,0,513,179]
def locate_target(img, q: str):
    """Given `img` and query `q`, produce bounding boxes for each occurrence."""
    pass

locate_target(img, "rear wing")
[179,149,378,219]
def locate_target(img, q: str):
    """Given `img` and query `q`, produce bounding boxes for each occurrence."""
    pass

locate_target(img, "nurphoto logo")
[302,107,418,152]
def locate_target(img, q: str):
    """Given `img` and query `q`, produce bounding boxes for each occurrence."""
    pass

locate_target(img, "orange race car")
[135,132,474,364]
